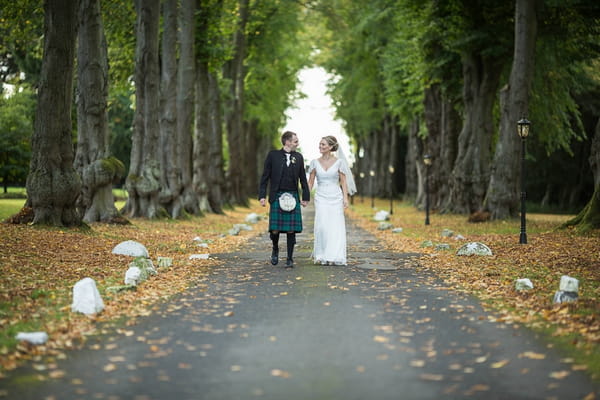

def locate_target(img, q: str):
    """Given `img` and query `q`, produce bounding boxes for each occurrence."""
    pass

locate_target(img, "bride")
[308,136,357,265]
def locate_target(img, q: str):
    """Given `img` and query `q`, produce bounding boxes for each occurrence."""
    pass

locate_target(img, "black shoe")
[271,248,279,265]
[285,258,294,268]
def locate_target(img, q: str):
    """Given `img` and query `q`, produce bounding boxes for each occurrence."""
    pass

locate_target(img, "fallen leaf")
[48,370,66,379]
[519,351,545,360]
[420,373,444,381]
[549,370,570,379]
[103,363,117,372]
[491,359,509,368]
[270,369,291,378]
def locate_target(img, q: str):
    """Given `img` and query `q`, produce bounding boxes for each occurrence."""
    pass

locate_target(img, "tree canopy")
[0,0,599,226]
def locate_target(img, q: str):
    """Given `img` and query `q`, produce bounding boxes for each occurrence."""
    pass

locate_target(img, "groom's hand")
[260,198,266,207]
[301,201,308,207]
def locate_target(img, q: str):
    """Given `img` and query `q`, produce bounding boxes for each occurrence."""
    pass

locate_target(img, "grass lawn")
[0,199,27,221]
[0,188,128,221]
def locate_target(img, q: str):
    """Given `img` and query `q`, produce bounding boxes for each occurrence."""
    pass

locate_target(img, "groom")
[259,131,310,268]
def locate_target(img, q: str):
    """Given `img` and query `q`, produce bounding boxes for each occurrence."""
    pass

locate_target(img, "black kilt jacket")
[258,149,310,204]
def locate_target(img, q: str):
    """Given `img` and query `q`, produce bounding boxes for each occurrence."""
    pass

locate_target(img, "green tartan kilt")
[269,191,303,233]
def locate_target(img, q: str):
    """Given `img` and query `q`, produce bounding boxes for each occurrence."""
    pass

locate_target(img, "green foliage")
[101,0,136,85]
[316,0,389,138]
[196,0,239,71]
[0,87,35,189]
[244,0,312,137]
[528,0,600,155]
[529,48,587,155]
[0,0,43,86]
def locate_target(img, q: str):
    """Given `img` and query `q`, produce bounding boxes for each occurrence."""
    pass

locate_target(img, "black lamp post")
[423,154,431,225]
[517,118,530,244]
[359,172,365,203]
[369,170,375,208]
[389,165,395,215]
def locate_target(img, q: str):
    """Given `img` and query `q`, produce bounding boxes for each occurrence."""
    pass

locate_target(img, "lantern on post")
[369,170,376,208]
[517,118,531,244]
[423,154,432,225]
[388,165,395,215]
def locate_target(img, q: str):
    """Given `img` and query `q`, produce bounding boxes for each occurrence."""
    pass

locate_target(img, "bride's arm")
[339,172,349,208]
[308,169,316,191]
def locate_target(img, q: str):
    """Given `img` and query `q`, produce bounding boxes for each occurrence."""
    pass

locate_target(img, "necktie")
[285,153,291,167]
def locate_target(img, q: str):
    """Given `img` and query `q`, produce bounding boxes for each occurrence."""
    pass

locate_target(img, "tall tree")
[441,1,513,214]
[485,0,538,219]
[26,0,81,226]
[75,0,124,223]
[223,0,250,206]
[123,0,162,218]
[241,0,308,194]
[159,0,183,218]
[176,0,200,215]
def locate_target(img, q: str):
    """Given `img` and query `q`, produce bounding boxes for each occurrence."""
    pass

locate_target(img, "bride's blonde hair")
[322,135,339,152]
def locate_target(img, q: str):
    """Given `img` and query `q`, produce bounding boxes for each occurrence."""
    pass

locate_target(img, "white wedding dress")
[309,158,348,265]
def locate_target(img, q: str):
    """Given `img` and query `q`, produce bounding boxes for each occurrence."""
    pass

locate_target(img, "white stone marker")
[71,278,105,314]
[16,332,49,345]
[456,242,493,256]
[111,240,149,258]
[374,210,390,221]
[515,278,534,291]
[125,266,142,286]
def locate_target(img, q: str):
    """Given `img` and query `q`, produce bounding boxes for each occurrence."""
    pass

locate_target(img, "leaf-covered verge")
[348,199,600,381]
[1,197,599,382]
[0,201,269,376]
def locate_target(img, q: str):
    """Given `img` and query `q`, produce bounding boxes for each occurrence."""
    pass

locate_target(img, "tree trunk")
[75,0,124,224]
[26,0,81,226]
[354,139,368,197]
[423,85,462,212]
[563,117,600,231]
[193,60,213,214]
[387,115,399,199]
[159,0,183,218]
[444,52,503,214]
[177,0,199,215]
[207,70,226,213]
[124,0,162,218]
[485,0,537,219]
[246,119,260,198]
[422,86,441,211]
[224,0,249,206]
[404,118,420,200]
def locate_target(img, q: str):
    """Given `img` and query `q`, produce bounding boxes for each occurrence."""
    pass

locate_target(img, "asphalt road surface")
[2,205,598,399]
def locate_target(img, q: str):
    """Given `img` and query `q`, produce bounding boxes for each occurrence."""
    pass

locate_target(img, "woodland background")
[0,0,599,227]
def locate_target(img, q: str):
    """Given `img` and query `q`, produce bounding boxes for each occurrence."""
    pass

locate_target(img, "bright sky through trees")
[284,67,353,165]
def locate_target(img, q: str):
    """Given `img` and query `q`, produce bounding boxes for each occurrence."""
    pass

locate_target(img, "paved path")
[3,205,598,399]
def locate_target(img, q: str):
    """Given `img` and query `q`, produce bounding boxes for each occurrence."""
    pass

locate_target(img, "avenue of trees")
[0,0,599,230]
